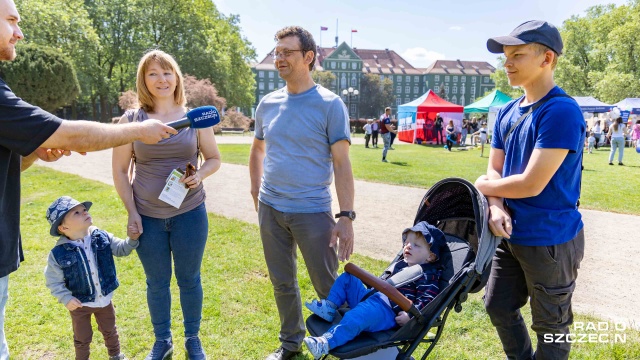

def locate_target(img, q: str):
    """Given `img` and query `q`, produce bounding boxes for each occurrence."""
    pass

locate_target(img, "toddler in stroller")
[305,178,499,359]
[303,222,446,359]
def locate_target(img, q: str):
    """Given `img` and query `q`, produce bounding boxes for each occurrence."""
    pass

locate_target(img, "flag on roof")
[320,26,328,31]
[351,29,358,33]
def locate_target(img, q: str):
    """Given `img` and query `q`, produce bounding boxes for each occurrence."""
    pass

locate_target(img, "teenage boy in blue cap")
[474,20,585,360]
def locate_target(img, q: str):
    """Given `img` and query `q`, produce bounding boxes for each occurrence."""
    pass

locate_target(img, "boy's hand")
[395,311,410,326]
[65,297,83,311]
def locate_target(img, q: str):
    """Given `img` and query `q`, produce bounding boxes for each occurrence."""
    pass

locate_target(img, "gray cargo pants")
[258,202,339,352]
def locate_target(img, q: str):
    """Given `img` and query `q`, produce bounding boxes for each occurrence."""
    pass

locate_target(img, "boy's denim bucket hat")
[487,20,563,55]
[46,196,93,236]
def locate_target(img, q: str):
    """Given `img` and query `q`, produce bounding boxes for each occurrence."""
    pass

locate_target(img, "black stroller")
[306,178,500,359]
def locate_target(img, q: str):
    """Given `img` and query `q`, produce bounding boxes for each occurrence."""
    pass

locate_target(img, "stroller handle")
[344,263,415,314]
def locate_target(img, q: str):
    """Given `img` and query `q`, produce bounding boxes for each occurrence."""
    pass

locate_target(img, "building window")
[461,76,466,83]
[352,62,358,70]
[434,85,440,93]
[258,82,264,90]
[414,76,420,83]
[380,75,384,80]
[452,86,457,94]
[445,76,450,82]
[413,86,418,93]
[460,86,465,94]
[396,98,402,105]
[341,62,347,69]
[434,75,440,82]
[405,76,410,82]
[269,72,274,78]
[461,97,465,106]
[470,97,475,103]
[268,83,274,90]
[484,76,490,83]
[341,74,347,89]
[258,71,264,78]
[397,75,402,82]
[471,87,476,94]
[405,97,410,103]
[259,95,264,102]
[453,76,458,82]
[451,95,457,104]
[331,61,336,69]
[350,104,356,114]
[279,81,285,87]
[405,86,410,93]
[351,75,357,87]
[471,77,476,83]
[445,86,449,94]
[396,86,402,93]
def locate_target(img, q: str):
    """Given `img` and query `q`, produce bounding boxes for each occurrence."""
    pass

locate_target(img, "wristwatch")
[335,210,356,221]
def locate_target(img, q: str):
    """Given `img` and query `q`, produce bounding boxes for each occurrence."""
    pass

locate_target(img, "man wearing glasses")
[249,26,355,360]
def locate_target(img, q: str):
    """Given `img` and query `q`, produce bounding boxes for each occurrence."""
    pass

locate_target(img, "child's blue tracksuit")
[322,261,441,349]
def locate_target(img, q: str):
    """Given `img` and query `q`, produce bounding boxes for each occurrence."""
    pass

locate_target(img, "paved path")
[38,138,640,330]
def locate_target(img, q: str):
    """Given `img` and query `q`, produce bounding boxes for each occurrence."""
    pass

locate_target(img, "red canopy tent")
[397,90,464,144]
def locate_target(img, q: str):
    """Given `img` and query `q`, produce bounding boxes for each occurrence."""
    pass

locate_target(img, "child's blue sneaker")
[303,336,330,359]
[305,299,337,322]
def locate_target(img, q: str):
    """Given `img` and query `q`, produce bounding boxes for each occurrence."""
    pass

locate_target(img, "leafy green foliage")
[14,0,256,120]
[359,73,396,118]
[0,44,80,111]
[556,2,640,102]
[311,70,336,90]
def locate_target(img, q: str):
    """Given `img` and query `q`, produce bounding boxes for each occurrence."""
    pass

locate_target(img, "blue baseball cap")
[487,20,563,55]
[402,221,446,262]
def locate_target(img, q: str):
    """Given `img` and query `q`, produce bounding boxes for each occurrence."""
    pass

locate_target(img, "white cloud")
[401,47,446,68]
[449,26,463,31]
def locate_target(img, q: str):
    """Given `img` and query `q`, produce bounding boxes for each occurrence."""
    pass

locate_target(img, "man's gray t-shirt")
[255,84,350,213]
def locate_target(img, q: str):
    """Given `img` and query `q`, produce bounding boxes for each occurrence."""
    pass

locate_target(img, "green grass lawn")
[7,167,640,359]
[218,143,640,215]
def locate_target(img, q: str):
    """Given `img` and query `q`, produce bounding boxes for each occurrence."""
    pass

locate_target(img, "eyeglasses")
[271,49,306,59]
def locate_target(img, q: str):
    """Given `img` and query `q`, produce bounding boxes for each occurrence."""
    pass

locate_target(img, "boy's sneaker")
[305,299,337,322]
[109,354,128,360]
[303,336,330,359]
[185,336,206,360]
[145,338,173,360]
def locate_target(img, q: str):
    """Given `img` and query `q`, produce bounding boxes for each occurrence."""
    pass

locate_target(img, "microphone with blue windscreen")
[166,106,221,130]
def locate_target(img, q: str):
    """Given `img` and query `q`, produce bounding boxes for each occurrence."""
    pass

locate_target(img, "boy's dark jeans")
[484,229,584,360]
[69,302,120,360]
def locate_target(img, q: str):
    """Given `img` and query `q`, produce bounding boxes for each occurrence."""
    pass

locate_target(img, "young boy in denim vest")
[44,196,139,360]
[302,222,444,358]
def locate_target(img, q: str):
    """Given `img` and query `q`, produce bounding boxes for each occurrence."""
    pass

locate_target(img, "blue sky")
[215,0,627,68]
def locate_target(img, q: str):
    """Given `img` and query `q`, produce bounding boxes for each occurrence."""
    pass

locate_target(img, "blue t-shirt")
[491,86,585,246]
[0,78,62,277]
[255,84,350,213]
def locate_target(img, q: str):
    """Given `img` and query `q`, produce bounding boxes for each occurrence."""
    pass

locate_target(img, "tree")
[15,0,99,118]
[118,90,138,111]
[311,70,336,90]
[490,57,523,99]
[184,75,227,111]
[17,0,257,121]
[555,2,640,101]
[0,44,80,112]
[358,74,396,118]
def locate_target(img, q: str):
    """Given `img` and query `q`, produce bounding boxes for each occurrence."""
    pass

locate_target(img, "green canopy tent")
[464,89,513,113]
